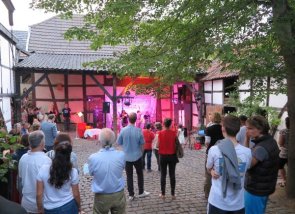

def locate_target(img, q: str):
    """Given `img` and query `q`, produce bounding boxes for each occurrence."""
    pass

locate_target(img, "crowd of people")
[0,107,289,214]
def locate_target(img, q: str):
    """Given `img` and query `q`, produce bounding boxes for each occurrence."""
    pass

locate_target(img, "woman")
[36,142,81,214]
[46,133,79,171]
[244,115,280,214]
[158,118,178,200]
[152,122,162,171]
[206,115,252,213]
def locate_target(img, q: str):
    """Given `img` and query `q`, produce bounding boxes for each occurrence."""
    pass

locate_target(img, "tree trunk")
[272,0,295,198]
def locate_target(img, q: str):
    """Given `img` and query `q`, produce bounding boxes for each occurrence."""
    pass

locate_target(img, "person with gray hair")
[18,130,52,213]
[88,128,126,214]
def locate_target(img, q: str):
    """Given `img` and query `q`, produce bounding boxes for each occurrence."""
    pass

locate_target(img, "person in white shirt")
[18,130,52,213]
[46,132,79,172]
[36,141,81,214]
[206,115,252,213]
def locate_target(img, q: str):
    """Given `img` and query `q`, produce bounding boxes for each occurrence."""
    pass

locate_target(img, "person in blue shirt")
[117,112,150,201]
[40,114,58,151]
[88,128,126,214]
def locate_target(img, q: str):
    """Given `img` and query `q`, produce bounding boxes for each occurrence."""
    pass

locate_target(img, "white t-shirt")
[37,164,79,210]
[18,151,52,213]
[206,144,252,211]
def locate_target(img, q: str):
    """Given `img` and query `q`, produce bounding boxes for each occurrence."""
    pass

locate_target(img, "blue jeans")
[143,150,152,170]
[44,199,79,214]
[245,191,268,214]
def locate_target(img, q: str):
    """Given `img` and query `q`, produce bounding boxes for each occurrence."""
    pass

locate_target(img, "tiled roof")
[14,53,111,71]
[13,30,28,50]
[28,14,128,55]
[201,62,239,81]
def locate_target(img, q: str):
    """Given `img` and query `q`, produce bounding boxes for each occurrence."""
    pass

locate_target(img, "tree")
[31,0,295,197]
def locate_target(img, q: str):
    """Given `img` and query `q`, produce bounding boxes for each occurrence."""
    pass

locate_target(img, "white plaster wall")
[213,80,223,91]
[239,92,251,102]
[239,80,251,90]
[0,33,15,131]
[192,114,199,128]
[173,84,178,93]
[48,74,64,84]
[0,98,12,131]
[212,92,223,105]
[204,81,212,91]
[68,75,82,84]
[35,86,51,98]
[192,100,198,115]
[68,87,83,98]
[269,93,287,109]
[86,75,104,85]
[0,1,10,28]
[204,93,212,104]
[86,87,104,95]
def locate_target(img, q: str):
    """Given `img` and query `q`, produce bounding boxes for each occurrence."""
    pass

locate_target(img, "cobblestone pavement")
[72,137,294,214]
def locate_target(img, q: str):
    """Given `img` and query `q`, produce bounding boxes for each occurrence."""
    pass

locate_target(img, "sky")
[12,0,55,30]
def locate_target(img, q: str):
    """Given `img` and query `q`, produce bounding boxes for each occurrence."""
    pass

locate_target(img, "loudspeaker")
[103,102,110,113]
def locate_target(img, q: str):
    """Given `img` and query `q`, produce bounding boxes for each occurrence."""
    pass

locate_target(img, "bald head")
[128,112,137,124]
[99,128,116,148]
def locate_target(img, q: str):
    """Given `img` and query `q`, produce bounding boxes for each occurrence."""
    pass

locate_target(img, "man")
[40,114,58,151]
[18,130,52,213]
[206,115,252,213]
[88,128,126,214]
[142,123,155,172]
[236,115,248,146]
[244,115,279,214]
[117,112,150,201]
[62,103,71,131]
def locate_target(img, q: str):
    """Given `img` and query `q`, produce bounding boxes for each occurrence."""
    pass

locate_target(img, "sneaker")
[138,191,150,198]
[128,196,135,201]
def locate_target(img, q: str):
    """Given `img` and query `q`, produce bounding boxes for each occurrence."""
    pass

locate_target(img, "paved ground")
[72,137,295,214]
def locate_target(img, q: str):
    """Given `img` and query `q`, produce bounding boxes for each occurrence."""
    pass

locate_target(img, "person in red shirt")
[142,123,155,172]
[158,118,178,200]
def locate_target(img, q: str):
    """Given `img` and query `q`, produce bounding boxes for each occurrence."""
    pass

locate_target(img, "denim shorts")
[44,199,78,214]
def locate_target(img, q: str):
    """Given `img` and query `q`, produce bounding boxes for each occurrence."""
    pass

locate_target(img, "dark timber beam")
[82,73,87,122]
[45,75,59,115]
[112,74,118,137]
[64,74,68,104]
[89,74,112,99]
[14,71,22,123]
[20,73,47,100]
